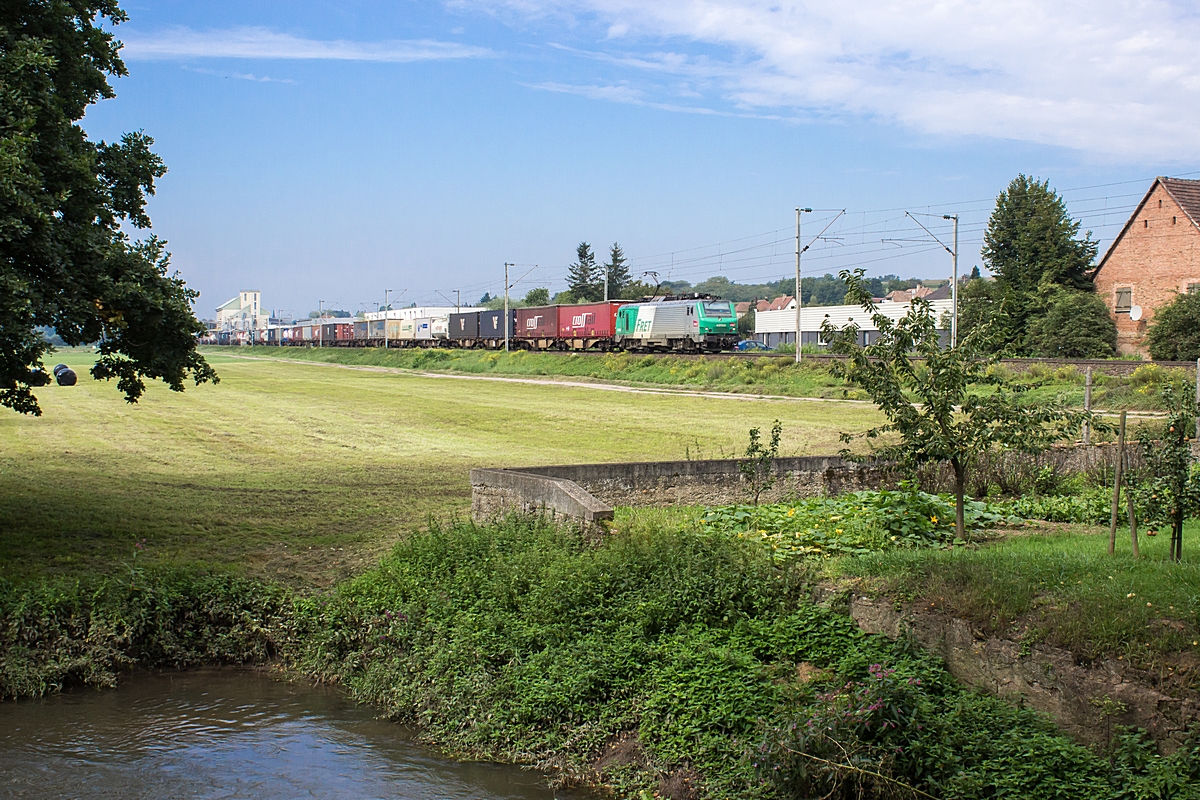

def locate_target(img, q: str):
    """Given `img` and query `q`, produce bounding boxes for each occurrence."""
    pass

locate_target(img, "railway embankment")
[208,344,1197,413]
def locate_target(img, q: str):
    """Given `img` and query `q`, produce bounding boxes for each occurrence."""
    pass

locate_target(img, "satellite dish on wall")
[1130,305,1143,321]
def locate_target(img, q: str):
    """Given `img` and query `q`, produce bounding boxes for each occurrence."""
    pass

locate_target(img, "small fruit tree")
[1137,380,1200,561]
[821,269,1091,540]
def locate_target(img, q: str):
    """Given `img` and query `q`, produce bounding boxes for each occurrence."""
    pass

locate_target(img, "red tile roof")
[1162,177,1200,230]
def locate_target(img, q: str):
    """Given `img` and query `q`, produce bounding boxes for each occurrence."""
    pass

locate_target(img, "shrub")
[1026,290,1118,359]
[1147,292,1200,362]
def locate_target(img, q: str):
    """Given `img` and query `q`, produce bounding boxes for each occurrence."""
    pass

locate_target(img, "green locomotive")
[614,298,739,352]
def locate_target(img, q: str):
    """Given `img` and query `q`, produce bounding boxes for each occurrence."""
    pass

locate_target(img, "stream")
[0,669,589,799]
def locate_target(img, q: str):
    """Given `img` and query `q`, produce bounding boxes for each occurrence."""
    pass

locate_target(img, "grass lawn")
[830,523,1200,689]
[0,349,882,587]
[209,345,1188,413]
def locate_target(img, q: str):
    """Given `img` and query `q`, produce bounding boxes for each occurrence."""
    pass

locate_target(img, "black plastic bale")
[53,364,77,386]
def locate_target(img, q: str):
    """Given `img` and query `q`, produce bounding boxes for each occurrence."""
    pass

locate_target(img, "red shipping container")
[515,306,558,339]
[557,302,624,339]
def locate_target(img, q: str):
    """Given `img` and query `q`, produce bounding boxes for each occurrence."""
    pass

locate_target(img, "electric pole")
[943,214,959,347]
[318,300,324,348]
[383,289,392,349]
[794,207,812,364]
[504,262,513,353]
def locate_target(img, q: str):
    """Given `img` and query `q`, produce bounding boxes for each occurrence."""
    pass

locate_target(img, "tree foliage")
[1146,292,1200,362]
[1136,380,1199,562]
[1025,289,1117,358]
[522,287,550,306]
[602,242,629,300]
[566,241,600,302]
[965,175,1101,355]
[0,1,216,414]
[821,269,1091,539]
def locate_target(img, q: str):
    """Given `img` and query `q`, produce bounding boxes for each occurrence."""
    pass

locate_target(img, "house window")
[1188,283,1200,295]
[1115,288,1132,312]
[1144,220,1149,228]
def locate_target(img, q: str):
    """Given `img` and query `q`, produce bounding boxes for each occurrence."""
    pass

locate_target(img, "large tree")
[970,175,1099,354]
[566,242,600,302]
[603,242,630,300]
[1,1,215,415]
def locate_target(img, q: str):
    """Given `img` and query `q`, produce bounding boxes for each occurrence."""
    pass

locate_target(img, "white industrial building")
[215,291,270,334]
[754,298,954,348]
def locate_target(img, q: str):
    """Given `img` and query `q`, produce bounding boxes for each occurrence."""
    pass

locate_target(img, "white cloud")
[466,0,1200,160]
[524,80,783,118]
[182,65,294,83]
[121,27,494,63]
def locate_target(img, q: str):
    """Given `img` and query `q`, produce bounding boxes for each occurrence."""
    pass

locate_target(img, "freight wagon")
[558,301,623,349]
[252,296,738,352]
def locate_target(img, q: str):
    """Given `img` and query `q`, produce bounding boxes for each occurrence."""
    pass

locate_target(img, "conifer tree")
[567,242,600,302]
[967,175,1099,354]
[604,242,631,300]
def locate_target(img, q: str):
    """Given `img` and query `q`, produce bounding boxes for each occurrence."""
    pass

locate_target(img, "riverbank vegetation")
[209,345,1189,412]
[8,516,1196,798]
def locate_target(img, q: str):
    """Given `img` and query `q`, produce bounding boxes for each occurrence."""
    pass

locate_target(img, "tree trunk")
[1173,505,1184,563]
[1128,489,1139,559]
[952,458,966,542]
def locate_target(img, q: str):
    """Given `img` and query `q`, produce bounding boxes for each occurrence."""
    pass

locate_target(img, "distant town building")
[754,297,953,348]
[216,291,269,336]
[1092,177,1200,355]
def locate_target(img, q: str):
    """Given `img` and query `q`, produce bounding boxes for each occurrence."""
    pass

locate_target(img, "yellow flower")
[931,516,938,524]
[835,528,844,535]
[787,508,796,517]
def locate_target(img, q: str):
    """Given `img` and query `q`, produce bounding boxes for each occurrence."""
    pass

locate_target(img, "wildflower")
[931,516,938,524]
[1127,592,1136,598]
[787,508,796,517]
[1147,602,1152,607]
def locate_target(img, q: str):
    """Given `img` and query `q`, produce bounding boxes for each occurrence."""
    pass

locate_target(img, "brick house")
[1092,177,1200,355]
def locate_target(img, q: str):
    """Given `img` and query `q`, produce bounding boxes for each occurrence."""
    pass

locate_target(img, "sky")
[83,0,1200,319]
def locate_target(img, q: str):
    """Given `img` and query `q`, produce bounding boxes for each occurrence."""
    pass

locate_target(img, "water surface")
[1,669,583,799]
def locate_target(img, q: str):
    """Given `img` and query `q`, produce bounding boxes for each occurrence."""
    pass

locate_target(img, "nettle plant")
[1137,380,1200,561]
[821,269,1093,541]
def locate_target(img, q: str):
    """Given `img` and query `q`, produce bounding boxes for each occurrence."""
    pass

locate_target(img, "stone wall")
[845,593,1199,752]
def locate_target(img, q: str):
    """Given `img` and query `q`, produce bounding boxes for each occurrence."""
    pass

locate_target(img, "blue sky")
[83,1,1200,318]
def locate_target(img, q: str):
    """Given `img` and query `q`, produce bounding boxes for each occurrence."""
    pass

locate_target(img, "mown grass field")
[211,344,1193,414]
[0,349,882,587]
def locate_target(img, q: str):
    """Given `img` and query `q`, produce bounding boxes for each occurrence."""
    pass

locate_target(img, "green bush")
[290,516,1197,798]
[1147,292,1200,362]
[0,568,292,699]
[1026,290,1118,359]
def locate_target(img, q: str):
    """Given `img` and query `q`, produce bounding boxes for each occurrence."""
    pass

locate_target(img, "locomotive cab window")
[701,302,733,317]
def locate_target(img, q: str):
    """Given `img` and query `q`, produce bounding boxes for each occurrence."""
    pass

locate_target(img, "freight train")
[252,297,739,352]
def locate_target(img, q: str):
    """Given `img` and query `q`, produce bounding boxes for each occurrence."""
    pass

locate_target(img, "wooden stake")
[1083,367,1092,446]
[1127,487,1139,559]
[1109,410,1126,556]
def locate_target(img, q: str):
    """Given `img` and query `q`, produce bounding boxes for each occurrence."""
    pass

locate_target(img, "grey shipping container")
[449,311,480,339]
[479,309,515,339]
